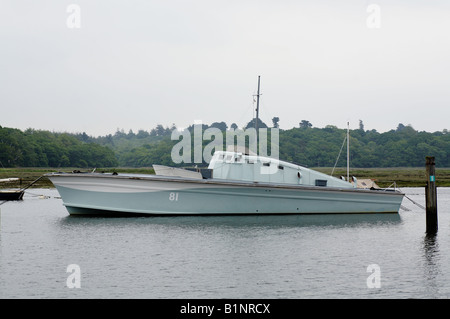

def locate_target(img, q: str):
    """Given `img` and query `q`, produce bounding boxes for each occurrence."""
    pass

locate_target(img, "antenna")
[253,76,261,147]
[347,122,350,182]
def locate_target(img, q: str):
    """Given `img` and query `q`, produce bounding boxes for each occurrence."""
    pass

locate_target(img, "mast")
[254,76,261,147]
[347,122,350,182]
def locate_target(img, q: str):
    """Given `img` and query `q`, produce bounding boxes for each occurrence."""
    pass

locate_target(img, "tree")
[230,123,238,130]
[396,123,406,132]
[136,130,149,139]
[78,132,90,142]
[245,118,268,130]
[127,129,135,138]
[299,120,312,129]
[156,124,165,136]
[359,120,365,131]
[210,121,228,131]
[272,117,280,128]
[114,128,127,139]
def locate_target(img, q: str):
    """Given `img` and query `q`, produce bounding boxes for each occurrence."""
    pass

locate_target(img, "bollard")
[425,156,438,234]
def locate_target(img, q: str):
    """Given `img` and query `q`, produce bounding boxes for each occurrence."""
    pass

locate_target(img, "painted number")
[169,192,179,201]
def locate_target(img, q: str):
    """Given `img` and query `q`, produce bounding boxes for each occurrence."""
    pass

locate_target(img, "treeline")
[91,121,450,168]
[280,124,450,168]
[1,121,450,168]
[0,126,118,168]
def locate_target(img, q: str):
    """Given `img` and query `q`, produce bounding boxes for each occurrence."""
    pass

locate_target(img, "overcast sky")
[1,0,450,136]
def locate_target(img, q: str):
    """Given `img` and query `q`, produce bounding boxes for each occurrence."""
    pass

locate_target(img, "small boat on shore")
[0,190,25,201]
[0,178,24,201]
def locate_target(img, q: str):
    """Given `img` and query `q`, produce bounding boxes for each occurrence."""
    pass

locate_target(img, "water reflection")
[59,213,401,230]
[422,233,441,297]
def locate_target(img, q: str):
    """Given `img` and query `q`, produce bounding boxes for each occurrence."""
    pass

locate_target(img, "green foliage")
[2,121,450,169]
[0,127,118,168]
[93,122,450,168]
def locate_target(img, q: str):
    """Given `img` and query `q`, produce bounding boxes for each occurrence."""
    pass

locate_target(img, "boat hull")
[0,190,24,201]
[47,173,404,216]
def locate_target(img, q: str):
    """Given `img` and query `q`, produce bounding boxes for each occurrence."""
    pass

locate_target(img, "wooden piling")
[425,156,438,234]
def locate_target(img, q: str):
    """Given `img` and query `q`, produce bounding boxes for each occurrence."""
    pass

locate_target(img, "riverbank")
[1,167,449,189]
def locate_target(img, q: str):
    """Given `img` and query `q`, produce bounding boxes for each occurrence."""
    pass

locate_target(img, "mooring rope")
[404,194,426,210]
[392,185,425,211]
[397,186,425,211]
[19,175,45,192]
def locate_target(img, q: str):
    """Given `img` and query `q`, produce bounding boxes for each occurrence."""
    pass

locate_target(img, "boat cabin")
[208,151,354,189]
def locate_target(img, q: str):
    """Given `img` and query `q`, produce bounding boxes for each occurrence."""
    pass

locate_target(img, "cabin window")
[315,179,327,187]
[297,172,301,178]
[263,162,270,167]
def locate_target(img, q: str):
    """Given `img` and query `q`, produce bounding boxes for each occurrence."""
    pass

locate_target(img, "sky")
[1,0,450,137]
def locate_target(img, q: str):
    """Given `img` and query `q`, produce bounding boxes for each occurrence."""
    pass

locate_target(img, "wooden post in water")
[425,156,438,234]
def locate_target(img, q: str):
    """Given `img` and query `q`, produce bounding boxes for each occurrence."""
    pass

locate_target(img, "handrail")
[384,181,397,191]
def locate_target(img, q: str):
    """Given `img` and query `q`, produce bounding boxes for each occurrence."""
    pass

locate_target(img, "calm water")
[0,187,449,299]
